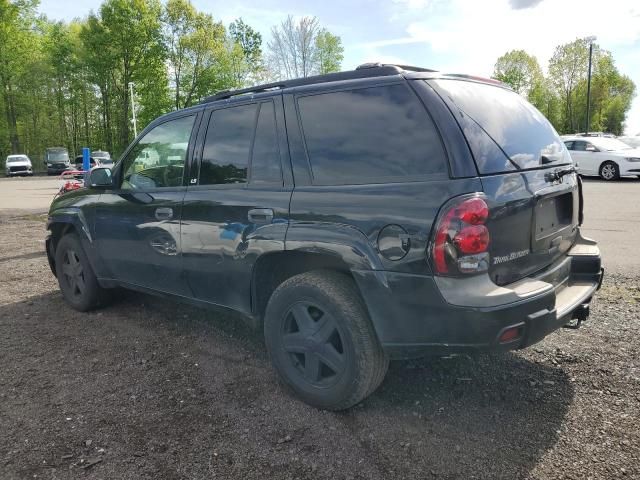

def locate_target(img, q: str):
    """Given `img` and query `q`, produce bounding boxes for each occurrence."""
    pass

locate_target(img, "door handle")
[155,207,173,221]
[248,208,274,224]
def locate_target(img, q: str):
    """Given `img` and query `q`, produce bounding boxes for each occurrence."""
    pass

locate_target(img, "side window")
[564,141,574,150]
[250,102,282,184]
[200,103,258,185]
[573,141,587,152]
[120,115,195,190]
[297,84,447,185]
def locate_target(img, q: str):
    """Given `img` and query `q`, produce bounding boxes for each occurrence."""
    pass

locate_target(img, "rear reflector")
[499,326,522,343]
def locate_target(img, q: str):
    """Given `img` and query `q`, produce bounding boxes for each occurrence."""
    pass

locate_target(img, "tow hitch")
[563,303,590,329]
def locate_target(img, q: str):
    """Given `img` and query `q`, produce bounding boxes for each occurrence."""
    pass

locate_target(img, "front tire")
[264,270,388,410]
[599,161,619,181]
[55,233,109,311]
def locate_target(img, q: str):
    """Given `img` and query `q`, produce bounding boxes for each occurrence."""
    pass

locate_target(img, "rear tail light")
[431,194,491,275]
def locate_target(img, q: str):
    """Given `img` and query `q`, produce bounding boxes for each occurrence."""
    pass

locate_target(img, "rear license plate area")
[535,193,572,241]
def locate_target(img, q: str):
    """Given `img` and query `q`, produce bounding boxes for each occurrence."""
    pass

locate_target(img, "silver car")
[92,150,113,168]
[5,154,33,176]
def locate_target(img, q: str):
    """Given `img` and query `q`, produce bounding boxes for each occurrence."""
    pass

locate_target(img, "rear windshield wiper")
[544,165,576,183]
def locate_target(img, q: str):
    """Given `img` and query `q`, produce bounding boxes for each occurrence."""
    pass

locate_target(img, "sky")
[39,0,640,135]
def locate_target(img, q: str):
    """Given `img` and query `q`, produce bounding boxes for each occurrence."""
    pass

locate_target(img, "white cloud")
[391,0,434,9]
[365,0,640,74]
[362,0,640,133]
[389,0,640,74]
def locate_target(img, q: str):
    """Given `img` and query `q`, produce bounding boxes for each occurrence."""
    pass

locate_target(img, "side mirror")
[585,145,597,152]
[89,167,113,188]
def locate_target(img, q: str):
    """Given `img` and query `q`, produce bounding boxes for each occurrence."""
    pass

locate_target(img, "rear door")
[180,96,292,314]
[429,79,579,286]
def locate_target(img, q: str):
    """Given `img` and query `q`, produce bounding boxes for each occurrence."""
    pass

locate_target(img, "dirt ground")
[0,212,639,480]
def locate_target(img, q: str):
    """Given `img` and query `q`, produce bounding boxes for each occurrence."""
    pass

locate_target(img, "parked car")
[563,136,640,180]
[45,64,603,410]
[619,136,640,149]
[578,132,616,138]
[45,147,71,175]
[5,154,33,176]
[74,155,101,171]
[92,150,113,168]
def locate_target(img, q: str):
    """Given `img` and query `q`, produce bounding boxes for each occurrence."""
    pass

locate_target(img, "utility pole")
[585,37,596,135]
[129,82,138,138]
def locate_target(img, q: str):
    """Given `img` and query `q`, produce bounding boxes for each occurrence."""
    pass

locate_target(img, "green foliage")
[315,29,344,75]
[494,38,635,136]
[229,17,263,85]
[493,49,543,96]
[0,0,270,162]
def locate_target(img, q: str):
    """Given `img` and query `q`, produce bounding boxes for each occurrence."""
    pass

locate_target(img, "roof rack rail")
[202,81,287,103]
[200,64,438,105]
[355,63,437,73]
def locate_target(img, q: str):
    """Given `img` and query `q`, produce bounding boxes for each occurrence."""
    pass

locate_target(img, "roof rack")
[200,64,437,104]
[355,62,437,73]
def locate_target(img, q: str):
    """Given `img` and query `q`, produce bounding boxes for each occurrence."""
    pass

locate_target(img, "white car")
[92,150,113,168]
[5,154,33,177]
[563,136,640,180]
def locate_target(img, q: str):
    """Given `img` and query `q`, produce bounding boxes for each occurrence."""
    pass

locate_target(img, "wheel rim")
[601,164,616,180]
[281,302,347,388]
[61,249,86,299]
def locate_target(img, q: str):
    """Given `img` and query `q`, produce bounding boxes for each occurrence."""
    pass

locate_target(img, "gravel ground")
[0,213,638,480]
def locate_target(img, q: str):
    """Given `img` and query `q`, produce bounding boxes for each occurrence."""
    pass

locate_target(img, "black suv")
[46,64,603,410]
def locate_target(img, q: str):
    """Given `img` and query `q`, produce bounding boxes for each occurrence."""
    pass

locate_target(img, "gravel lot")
[1,183,639,479]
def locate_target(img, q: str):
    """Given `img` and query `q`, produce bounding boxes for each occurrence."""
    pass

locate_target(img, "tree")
[90,0,168,152]
[163,0,243,109]
[0,0,38,153]
[548,38,595,133]
[493,49,543,96]
[315,29,343,75]
[267,15,343,80]
[493,41,636,135]
[229,17,263,85]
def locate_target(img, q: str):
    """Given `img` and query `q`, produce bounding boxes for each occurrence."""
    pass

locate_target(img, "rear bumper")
[353,233,602,359]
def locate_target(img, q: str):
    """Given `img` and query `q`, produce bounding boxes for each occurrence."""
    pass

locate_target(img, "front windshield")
[592,138,633,151]
[7,156,27,163]
[48,152,69,162]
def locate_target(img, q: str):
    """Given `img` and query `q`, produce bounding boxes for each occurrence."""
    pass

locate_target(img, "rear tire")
[599,161,619,181]
[264,270,388,411]
[55,233,110,311]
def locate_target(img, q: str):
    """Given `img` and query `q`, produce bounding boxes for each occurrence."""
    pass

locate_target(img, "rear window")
[431,79,571,174]
[297,83,448,185]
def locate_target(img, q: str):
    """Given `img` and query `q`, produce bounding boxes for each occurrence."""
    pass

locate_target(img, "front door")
[94,113,199,295]
[181,98,291,314]
[570,140,599,176]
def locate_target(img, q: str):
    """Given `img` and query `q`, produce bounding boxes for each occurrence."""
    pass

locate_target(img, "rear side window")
[297,84,448,185]
[431,79,571,173]
[200,104,258,185]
